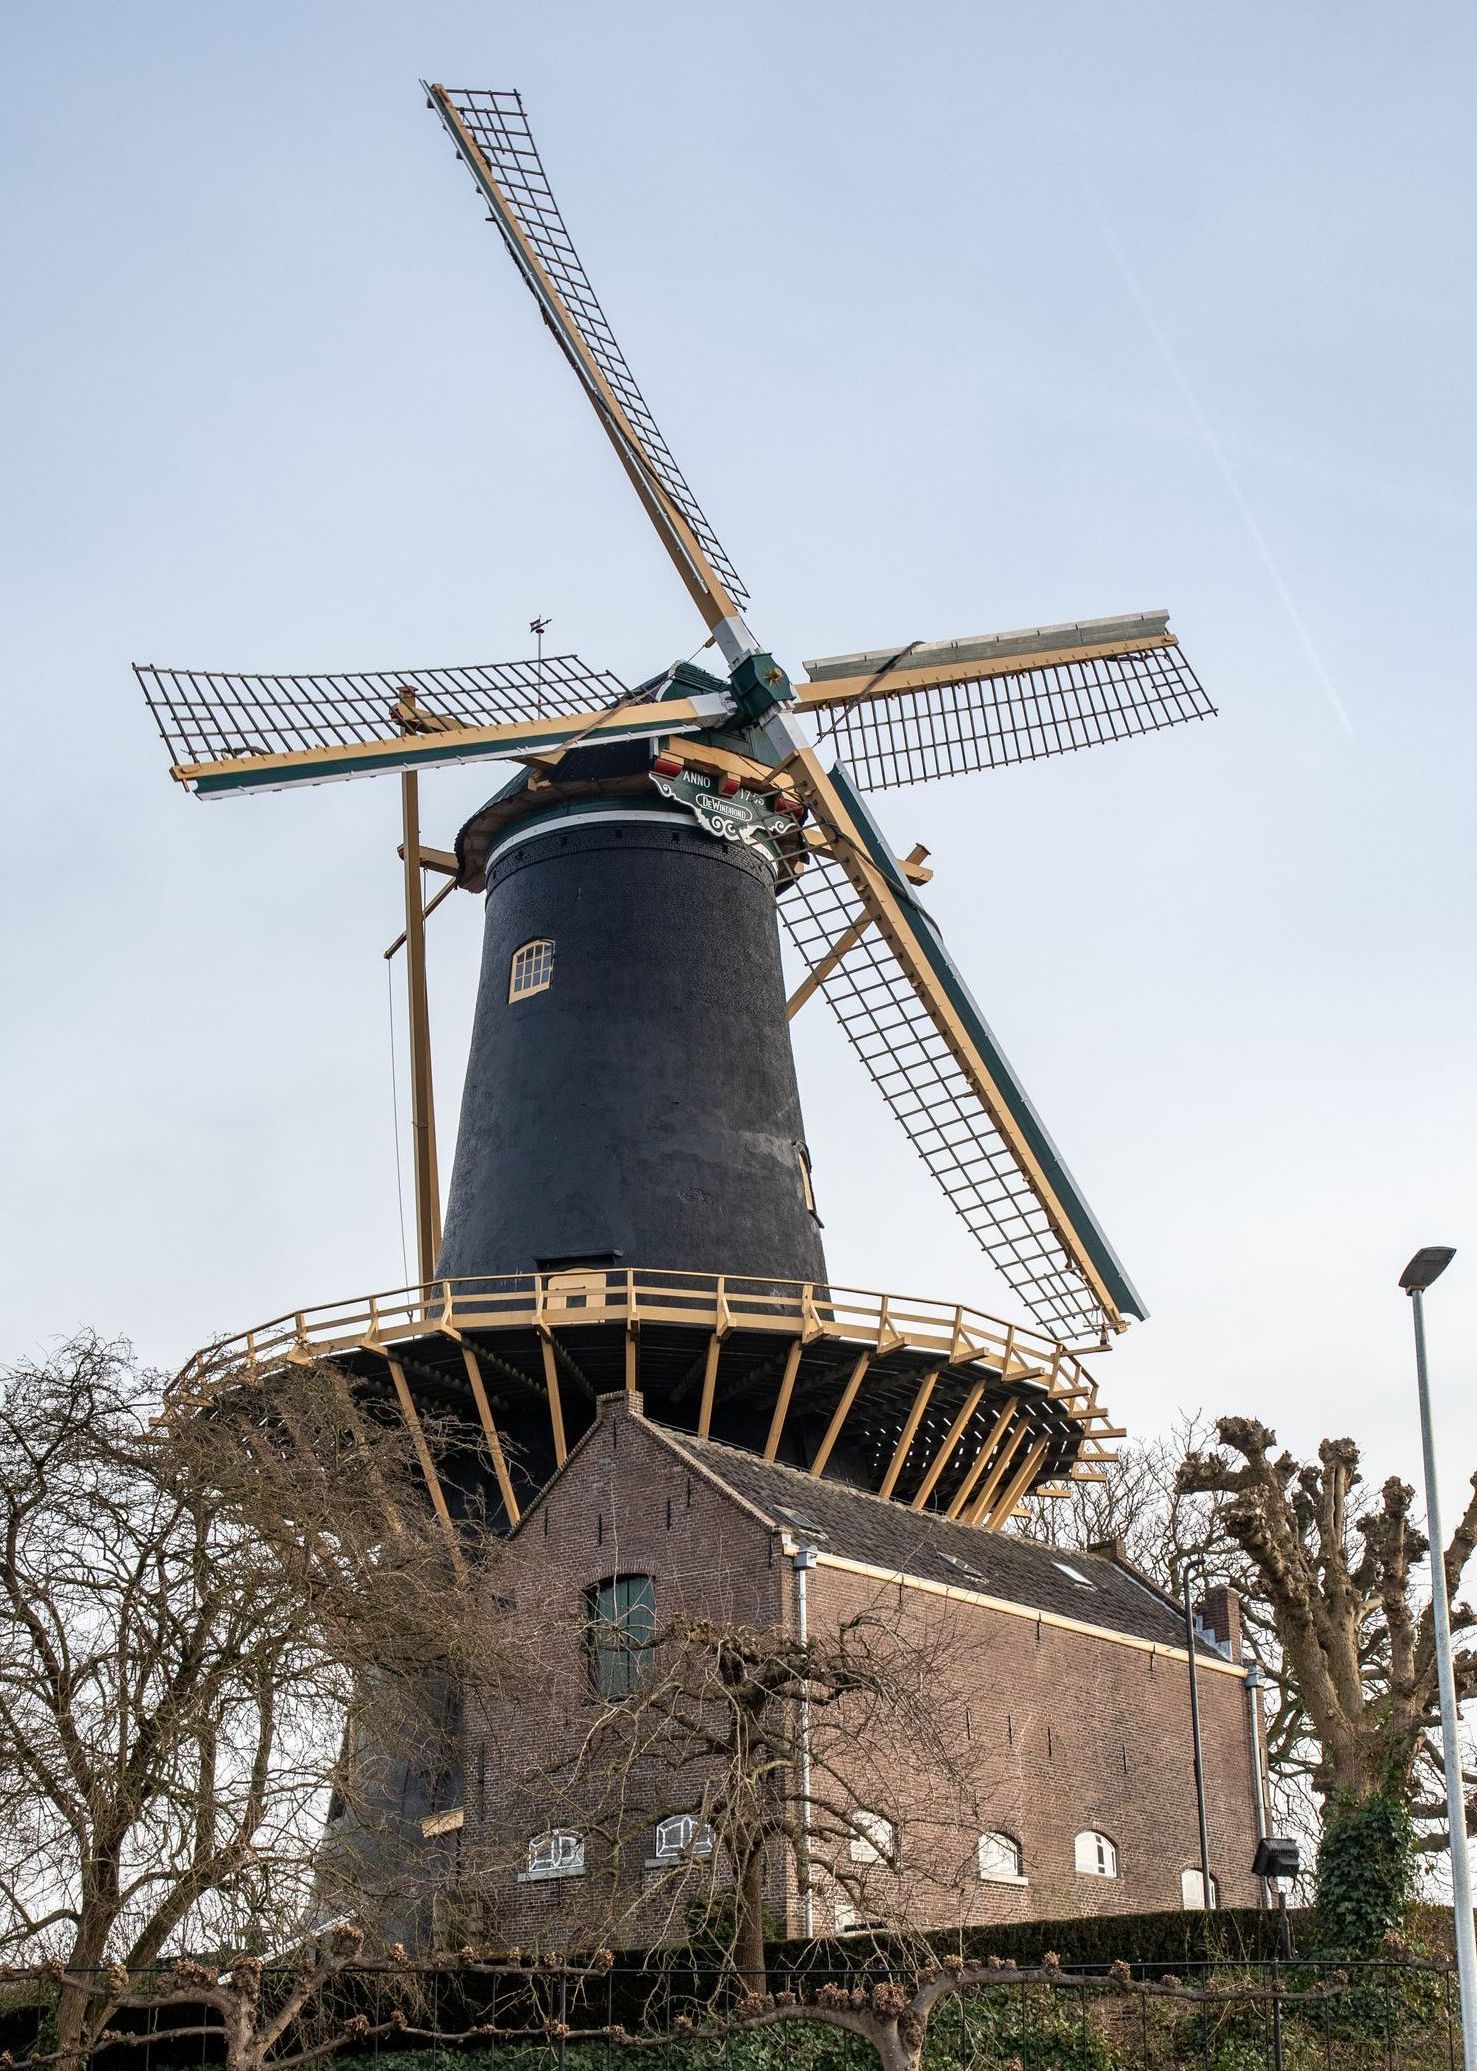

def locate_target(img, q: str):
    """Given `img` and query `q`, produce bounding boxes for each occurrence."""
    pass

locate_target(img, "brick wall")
[463,1396,784,1949]
[807,1560,1261,1924]
[459,1398,1264,1949]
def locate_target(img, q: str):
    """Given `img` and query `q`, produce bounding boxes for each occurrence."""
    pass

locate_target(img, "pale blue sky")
[3,3,1474,1520]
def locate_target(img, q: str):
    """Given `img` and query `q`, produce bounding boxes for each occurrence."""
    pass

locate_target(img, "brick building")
[444,1393,1265,1949]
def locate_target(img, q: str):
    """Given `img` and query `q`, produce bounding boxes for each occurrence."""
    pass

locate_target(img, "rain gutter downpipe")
[792,1542,818,1939]
[1245,1662,1270,1909]
[1182,1559,1214,1911]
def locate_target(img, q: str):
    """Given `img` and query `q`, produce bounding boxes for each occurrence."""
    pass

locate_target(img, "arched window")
[586,1574,656,1699]
[1074,1829,1119,1878]
[509,937,555,1001]
[654,1813,714,1862]
[1181,1866,1219,1910]
[849,1811,897,1866]
[978,1831,1025,1883]
[522,1828,584,1881]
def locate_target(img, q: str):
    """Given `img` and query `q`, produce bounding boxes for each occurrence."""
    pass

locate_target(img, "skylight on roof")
[1054,1561,1097,1588]
[775,1505,829,1542]
[939,1551,984,1581]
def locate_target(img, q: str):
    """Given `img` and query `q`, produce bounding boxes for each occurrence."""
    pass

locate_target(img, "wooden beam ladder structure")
[808,1350,872,1479]
[458,1342,521,1524]
[384,1356,467,1579]
[877,1366,941,1499]
[397,691,442,1287]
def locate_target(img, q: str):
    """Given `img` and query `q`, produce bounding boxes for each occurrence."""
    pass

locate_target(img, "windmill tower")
[143,86,1215,1541]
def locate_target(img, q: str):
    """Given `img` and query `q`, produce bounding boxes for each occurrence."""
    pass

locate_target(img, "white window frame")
[849,1811,896,1866]
[1074,1829,1119,1878]
[508,937,555,1002]
[520,1828,585,1882]
[1180,1865,1219,1910]
[977,1831,1027,1885]
[650,1813,714,1865]
[1053,1560,1096,1587]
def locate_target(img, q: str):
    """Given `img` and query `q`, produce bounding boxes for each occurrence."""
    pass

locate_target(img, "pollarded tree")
[1013,1415,1321,1848]
[1177,1418,1477,1945]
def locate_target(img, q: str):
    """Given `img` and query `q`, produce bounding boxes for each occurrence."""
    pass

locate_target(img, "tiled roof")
[654,1426,1224,1659]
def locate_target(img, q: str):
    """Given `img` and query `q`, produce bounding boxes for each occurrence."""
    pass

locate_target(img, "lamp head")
[1400,1247,1456,1295]
[1253,1836,1301,1883]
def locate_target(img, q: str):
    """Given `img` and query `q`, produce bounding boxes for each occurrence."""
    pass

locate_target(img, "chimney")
[1197,1584,1242,1662]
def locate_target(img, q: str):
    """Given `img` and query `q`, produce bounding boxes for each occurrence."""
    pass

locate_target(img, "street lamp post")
[1400,1244,1476,2071]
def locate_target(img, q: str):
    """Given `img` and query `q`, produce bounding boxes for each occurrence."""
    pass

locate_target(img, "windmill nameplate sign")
[648,767,791,870]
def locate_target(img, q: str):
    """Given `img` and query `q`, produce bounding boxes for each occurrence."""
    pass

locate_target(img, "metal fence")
[0,1956,1460,2071]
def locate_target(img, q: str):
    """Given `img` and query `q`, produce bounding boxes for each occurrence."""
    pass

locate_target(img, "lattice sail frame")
[136,655,626,770]
[430,85,749,611]
[131,84,1227,1360]
[808,642,1214,794]
[779,845,1107,1341]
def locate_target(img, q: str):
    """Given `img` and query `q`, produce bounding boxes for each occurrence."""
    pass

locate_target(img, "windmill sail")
[797,612,1214,793]
[781,758,1145,1342]
[136,655,627,770]
[427,85,749,628]
[135,658,739,799]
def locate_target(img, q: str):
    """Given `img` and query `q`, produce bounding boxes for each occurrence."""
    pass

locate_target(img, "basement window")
[521,1828,584,1881]
[652,1813,714,1863]
[509,937,555,1001]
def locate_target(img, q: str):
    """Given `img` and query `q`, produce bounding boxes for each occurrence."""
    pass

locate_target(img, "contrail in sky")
[1084,186,1356,737]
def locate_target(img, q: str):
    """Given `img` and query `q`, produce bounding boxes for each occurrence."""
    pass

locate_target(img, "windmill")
[144,86,1215,1543]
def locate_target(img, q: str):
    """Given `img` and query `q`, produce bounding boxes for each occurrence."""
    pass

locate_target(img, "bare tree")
[469,1574,997,1988]
[0,1334,508,2061]
[1174,1418,1477,1937]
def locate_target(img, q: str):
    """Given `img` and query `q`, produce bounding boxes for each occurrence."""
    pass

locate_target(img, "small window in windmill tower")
[586,1574,657,1699]
[509,937,555,1002]
[795,1142,818,1216]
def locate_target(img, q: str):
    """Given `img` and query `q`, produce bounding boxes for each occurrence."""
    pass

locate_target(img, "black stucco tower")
[437,788,826,1291]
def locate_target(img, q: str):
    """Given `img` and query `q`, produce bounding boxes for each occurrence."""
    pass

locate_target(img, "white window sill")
[1075,1870,1120,1880]
[518,1865,585,1884]
[979,1872,1029,1887]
